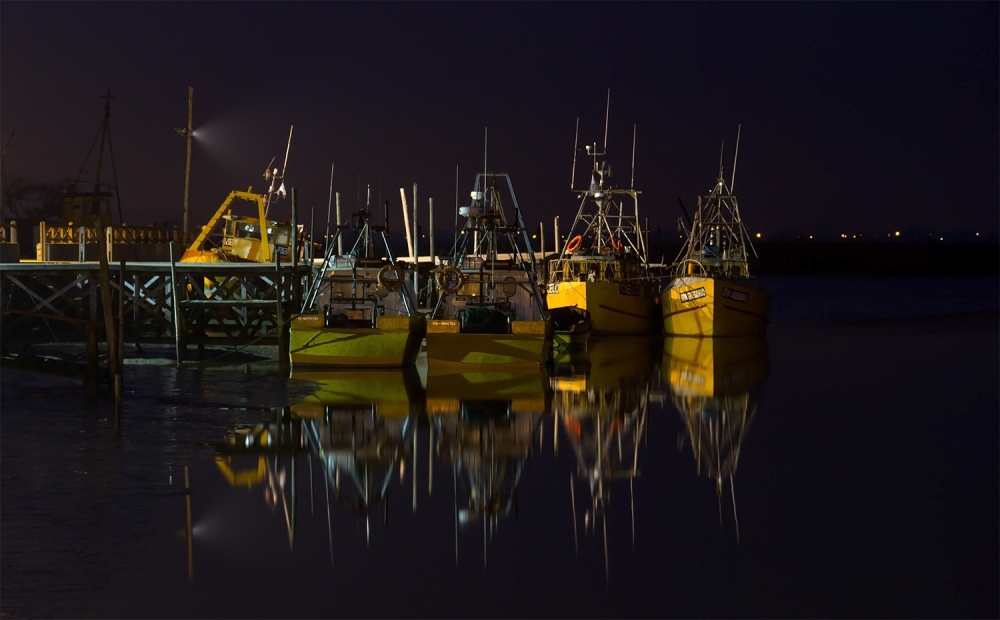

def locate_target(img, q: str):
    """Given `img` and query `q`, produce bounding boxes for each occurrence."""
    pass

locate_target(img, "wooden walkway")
[0,261,312,360]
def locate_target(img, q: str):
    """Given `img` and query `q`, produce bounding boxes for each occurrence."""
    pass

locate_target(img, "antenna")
[280,125,294,180]
[731,124,741,192]
[571,118,579,190]
[630,124,637,190]
[603,89,610,153]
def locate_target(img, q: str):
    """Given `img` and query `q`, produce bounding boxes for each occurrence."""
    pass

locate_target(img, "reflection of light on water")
[189,510,228,543]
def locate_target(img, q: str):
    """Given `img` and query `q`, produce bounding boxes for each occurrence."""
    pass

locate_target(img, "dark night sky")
[1,2,997,240]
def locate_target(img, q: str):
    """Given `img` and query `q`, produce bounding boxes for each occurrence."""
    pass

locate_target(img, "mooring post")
[291,187,301,309]
[116,260,125,415]
[95,218,119,395]
[276,250,289,373]
[168,242,185,365]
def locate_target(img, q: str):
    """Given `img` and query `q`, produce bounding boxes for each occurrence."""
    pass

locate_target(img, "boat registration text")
[679,287,707,303]
[721,287,749,303]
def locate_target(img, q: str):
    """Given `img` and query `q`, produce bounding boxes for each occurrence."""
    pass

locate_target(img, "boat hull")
[289,314,426,367]
[424,319,553,369]
[546,280,657,335]
[662,277,769,337]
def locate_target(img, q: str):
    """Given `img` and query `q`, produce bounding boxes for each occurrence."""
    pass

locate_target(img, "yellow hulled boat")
[545,102,659,336]
[182,127,297,265]
[662,142,770,337]
[426,171,552,369]
[290,203,424,368]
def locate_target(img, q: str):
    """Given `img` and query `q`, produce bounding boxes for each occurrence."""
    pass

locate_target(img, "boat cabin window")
[236,222,262,241]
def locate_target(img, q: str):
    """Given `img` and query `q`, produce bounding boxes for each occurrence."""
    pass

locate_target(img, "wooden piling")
[95,218,119,392]
[116,260,125,420]
[169,242,185,364]
[276,250,289,373]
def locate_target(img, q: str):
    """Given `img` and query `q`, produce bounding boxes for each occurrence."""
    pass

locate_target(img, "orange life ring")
[436,266,465,294]
[565,235,583,253]
[377,264,405,291]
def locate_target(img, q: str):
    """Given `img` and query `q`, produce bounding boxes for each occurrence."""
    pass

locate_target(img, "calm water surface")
[2,276,997,618]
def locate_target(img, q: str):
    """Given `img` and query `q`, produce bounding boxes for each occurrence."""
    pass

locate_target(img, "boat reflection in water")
[551,336,656,581]
[426,368,551,564]
[662,336,770,540]
[215,369,424,552]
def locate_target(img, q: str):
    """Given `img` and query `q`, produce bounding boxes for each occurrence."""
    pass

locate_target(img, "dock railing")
[36,222,191,262]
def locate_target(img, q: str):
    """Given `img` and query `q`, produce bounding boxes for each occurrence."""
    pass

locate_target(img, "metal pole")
[325,163,334,255]
[428,197,434,309]
[308,207,315,262]
[554,216,560,254]
[168,242,184,364]
[335,193,342,256]
[412,183,418,297]
[182,87,193,245]
[291,187,299,269]
[400,188,413,258]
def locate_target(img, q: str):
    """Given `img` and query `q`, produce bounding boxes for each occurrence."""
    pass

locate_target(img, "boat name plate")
[618,282,641,296]
[721,287,749,303]
[679,287,707,303]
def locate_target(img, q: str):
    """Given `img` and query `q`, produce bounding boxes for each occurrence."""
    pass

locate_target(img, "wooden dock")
[0,260,311,365]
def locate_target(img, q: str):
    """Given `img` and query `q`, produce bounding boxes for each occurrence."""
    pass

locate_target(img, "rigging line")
[105,122,123,225]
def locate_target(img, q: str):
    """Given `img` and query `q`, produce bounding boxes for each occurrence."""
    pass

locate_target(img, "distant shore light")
[894,231,900,237]
[755,232,761,238]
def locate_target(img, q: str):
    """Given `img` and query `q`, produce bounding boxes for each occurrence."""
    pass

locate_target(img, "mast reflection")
[662,336,770,540]
[551,336,656,581]
[426,368,551,565]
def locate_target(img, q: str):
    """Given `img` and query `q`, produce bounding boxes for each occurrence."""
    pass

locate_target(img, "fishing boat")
[662,134,770,336]
[545,98,660,336]
[289,198,425,368]
[425,170,552,369]
[181,127,299,264]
